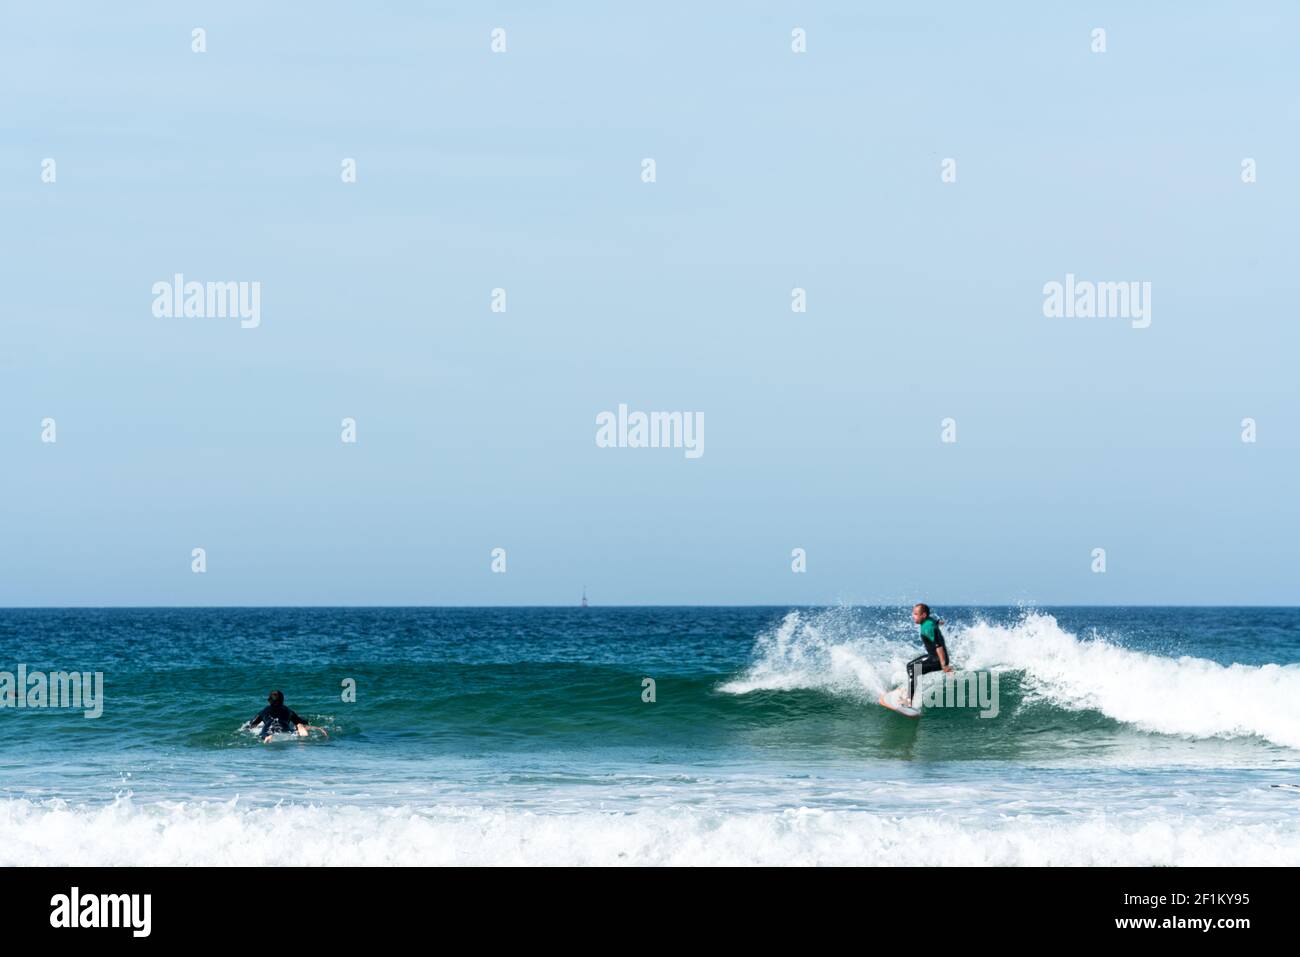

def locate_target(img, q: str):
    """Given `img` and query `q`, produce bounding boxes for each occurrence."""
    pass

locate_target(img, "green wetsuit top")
[919,618,947,659]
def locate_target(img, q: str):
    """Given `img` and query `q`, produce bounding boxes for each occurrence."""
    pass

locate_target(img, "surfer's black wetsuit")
[249,703,307,738]
[907,618,948,700]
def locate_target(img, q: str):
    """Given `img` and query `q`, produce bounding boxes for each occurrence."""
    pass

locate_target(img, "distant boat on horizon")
[581,586,588,609]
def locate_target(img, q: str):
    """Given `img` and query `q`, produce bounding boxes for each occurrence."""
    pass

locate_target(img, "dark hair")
[913,603,930,616]
[268,690,284,706]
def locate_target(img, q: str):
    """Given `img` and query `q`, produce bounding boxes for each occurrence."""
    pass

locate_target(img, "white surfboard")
[878,688,921,719]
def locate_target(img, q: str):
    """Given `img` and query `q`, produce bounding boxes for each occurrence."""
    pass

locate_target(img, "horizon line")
[2,603,1298,611]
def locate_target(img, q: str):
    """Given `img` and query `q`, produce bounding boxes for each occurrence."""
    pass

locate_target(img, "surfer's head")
[268,690,284,706]
[912,603,930,624]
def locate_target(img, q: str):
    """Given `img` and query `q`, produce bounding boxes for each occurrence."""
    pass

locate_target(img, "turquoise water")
[1,606,1297,865]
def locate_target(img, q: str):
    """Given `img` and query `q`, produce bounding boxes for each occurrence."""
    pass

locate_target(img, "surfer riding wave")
[900,602,954,708]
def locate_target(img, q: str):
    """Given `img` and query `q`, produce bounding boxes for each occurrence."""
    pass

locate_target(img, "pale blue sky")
[2,2,1298,605]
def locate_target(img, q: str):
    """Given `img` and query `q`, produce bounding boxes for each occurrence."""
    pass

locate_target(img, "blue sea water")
[0,606,1297,865]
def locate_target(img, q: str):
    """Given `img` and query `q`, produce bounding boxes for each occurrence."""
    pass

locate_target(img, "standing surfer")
[900,603,953,707]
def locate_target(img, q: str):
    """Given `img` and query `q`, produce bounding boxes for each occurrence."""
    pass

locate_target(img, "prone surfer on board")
[248,690,328,742]
[899,603,953,708]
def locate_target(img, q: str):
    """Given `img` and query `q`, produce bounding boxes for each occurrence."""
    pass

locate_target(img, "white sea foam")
[719,608,897,699]
[959,614,1300,749]
[1,796,1297,866]
[722,609,1300,749]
